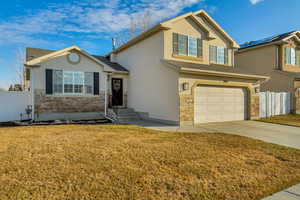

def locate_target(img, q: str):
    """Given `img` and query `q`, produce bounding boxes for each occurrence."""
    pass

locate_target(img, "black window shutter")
[93,72,100,95]
[197,38,203,57]
[209,45,213,62]
[224,48,229,64]
[45,69,53,95]
[185,35,189,55]
[173,33,179,54]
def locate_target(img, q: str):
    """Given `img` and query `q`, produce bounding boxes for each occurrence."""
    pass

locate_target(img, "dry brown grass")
[259,114,300,127]
[0,125,300,200]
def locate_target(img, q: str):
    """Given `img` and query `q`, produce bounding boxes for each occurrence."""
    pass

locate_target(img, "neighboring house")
[24,9,269,125]
[9,84,23,91]
[236,31,300,114]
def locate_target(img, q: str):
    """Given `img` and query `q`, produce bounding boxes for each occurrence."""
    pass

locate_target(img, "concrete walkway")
[128,120,300,200]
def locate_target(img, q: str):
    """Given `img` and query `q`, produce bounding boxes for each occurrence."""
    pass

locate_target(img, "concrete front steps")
[114,108,141,123]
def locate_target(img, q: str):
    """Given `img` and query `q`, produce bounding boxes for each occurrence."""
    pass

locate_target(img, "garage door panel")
[194,86,248,124]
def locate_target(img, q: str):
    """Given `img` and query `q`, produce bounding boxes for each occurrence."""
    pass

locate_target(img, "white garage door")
[194,86,248,123]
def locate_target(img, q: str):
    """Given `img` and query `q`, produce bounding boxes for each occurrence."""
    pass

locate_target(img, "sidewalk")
[262,184,300,200]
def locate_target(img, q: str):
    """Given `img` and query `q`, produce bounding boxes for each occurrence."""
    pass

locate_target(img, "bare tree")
[113,32,127,48]
[129,17,138,39]
[113,10,153,49]
[13,47,25,91]
[129,10,152,38]
[139,10,152,33]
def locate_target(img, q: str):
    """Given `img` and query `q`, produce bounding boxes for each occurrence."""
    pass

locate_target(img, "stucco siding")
[32,51,106,92]
[236,45,294,93]
[115,32,180,122]
[164,17,233,66]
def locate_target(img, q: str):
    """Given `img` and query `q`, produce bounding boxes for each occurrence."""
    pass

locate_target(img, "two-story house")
[24,10,269,125]
[108,10,268,125]
[236,31,300,114]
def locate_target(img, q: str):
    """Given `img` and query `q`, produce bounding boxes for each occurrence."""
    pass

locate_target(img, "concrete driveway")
[130,120,300,150]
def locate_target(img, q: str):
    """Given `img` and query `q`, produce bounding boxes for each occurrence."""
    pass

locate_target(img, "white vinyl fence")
[0,92,32,122]
[260,91,291,118]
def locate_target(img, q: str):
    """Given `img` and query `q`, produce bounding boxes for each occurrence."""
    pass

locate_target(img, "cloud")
[0,0,205,46]
[250,0,264,4]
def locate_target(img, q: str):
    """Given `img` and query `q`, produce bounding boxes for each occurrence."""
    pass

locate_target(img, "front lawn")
[0,125,300,200]
[258,114,300,127]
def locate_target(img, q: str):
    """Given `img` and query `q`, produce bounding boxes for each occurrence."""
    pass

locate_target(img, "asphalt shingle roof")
[92,55,128,72]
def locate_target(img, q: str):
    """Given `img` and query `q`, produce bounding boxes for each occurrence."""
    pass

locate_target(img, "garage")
[194,86,248,123]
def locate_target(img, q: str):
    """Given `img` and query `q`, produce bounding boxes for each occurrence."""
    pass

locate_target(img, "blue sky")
[0,0,299,88]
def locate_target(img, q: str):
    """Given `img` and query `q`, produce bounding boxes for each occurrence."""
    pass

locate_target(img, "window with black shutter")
[93,72,100,95]
[173,32,202,58]
[45,69,53,95]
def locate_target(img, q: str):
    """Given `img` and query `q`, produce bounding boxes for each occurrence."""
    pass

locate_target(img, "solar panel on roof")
[239,31,297,49]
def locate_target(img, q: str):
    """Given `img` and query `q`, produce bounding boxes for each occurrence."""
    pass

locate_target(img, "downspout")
[30,68,35,122]
[104,72,108,116]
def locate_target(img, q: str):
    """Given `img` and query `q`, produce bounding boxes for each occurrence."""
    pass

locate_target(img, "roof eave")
[24,64,41,68]
[180,67,270,82]
[194,10,240,48]
[108,9,240,55]
[108,24,170,55]
[25,46,120,72]
[237,41,285,53]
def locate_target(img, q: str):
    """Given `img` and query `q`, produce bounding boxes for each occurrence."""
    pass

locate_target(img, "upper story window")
[209,45,228,65]
[285,47,297,66]
[173,33,203,58]
[53,70,94,95]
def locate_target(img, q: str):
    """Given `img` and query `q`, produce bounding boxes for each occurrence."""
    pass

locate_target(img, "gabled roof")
[25,46,128,72]
[109,9,239,55]
[239,30,300,51]
[193,10,239,48]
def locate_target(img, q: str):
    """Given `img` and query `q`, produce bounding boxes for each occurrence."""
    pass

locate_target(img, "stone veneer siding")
[179,85,260,125]
[34,90,105,115]
[179,95,194,122]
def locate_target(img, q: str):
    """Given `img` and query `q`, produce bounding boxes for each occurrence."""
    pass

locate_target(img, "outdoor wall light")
[255,87,260,93]
[182,82,189,91]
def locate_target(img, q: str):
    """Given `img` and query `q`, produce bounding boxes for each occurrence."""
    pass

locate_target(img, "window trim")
[52,70,95,95]
[188,36,198,57]
[210,45,227,65]
[174,33,202,58]
[285,47,297,66]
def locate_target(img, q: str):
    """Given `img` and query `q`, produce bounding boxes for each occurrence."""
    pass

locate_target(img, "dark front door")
[112,78,123,106]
